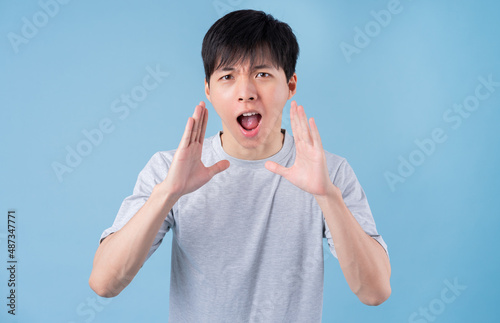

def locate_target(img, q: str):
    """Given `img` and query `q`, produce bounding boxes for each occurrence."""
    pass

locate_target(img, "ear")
[287,73,297,100]
[205,78,211,102]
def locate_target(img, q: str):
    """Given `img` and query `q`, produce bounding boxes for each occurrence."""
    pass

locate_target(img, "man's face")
[205,56,297,160]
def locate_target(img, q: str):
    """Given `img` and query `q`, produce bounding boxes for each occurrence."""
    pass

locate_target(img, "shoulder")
[323,149,348,174]
[131,150,175,190]
[146,150,176,170]
[323,149,347,166]
[322,149,360,187]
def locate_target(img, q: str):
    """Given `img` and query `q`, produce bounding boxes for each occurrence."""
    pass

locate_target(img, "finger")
[309,117,324,149]
[264,161,290,178]
[189,105,202,144]
[198,105,208,144]
[297,104,312,145]
[195,102,206,143]
[180,117,195,148]
[195,107,205,144]
[195,106,205,144]
[207,159,230,177]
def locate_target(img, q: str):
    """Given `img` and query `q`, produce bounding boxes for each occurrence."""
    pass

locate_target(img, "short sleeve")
[323,158,389,260]
[100,152,176,262]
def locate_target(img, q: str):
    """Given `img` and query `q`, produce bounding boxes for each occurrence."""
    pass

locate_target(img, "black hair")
[202,9,299,86]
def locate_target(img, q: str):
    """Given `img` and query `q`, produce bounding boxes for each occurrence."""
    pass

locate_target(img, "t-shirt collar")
[211,129,294,169]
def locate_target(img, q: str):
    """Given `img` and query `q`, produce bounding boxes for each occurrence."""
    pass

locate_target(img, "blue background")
[1,0,499,322]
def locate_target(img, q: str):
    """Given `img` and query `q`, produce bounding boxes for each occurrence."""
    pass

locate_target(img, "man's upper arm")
[99,152,176,260]
[323,157,389,259]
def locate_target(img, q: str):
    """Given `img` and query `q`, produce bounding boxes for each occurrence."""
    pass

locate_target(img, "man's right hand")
[160,101,230,199]
[89,101,229,298]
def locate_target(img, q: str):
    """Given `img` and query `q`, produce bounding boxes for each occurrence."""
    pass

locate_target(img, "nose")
[237,78,257,102]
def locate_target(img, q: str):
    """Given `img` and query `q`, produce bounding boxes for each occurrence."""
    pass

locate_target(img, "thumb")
[208,160,230,177]
[265,161,289,178]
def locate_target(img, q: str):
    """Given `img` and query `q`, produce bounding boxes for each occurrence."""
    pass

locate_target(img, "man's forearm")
[315,184,391,306]
[89,182,177,297]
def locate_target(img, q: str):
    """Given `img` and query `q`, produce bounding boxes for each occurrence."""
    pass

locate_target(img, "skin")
[266,102,392,305]
[205,59,297,160]
[89,57,391,306]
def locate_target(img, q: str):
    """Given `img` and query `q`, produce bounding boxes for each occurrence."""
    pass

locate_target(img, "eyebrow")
[253,64,272,70]
[218,64,273,72]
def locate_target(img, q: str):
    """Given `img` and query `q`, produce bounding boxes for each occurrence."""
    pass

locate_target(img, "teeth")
[242,112,258,116]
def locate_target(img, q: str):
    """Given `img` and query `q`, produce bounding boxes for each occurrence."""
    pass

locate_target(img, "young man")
[89,9,391,322]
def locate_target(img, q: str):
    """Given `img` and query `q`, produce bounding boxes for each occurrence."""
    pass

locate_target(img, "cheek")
[267,84,290,103]
[210,89,234,120]
[211,86,233,105]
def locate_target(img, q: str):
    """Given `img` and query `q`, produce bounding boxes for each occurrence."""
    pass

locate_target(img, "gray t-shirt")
[101,130,388,322]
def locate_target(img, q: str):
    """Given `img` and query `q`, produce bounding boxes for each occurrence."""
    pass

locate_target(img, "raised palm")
[162,102,230,199]
[265,101,333,197]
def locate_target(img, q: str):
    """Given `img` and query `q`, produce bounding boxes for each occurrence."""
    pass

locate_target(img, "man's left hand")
[265,101,336,197]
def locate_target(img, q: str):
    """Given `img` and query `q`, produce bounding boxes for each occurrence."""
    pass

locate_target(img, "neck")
[220,129,285,160]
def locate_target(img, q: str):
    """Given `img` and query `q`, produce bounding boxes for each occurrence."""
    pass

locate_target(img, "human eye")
[256,72,270,78]
[220,74,233,80]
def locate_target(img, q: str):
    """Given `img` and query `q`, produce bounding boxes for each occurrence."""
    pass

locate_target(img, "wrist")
[151,182,180,213]
[314,183,342,205]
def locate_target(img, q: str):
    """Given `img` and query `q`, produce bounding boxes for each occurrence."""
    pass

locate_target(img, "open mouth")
[237,112,262,132]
